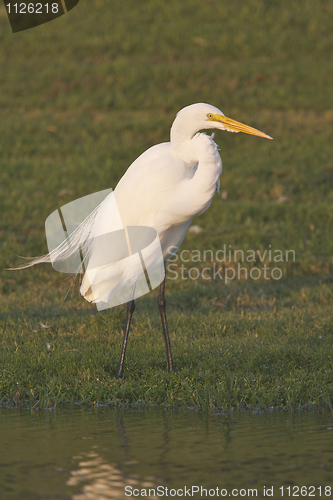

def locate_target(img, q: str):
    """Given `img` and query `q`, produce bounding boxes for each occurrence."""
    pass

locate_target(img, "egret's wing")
[115,143,190,227]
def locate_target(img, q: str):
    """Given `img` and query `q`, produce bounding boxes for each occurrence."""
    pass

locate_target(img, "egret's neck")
[170,113,220,166]
[171,129,204,166]
[171,126,220,168]
[169,131,223,219]
[170,117,201,154]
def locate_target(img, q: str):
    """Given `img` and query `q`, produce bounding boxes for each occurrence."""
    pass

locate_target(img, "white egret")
[14,103,272,378]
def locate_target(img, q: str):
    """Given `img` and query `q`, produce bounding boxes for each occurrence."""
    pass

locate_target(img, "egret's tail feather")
[7,253,52,271]
[8,196,109,273]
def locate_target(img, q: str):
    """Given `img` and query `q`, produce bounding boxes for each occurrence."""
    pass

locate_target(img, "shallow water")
[0,406,332,500]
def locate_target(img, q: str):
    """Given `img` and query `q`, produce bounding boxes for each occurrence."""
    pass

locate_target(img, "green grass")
[0,0,332,409]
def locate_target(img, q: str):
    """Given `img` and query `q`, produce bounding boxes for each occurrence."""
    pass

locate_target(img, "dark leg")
[116,298,135,379]
[158,261,174,373]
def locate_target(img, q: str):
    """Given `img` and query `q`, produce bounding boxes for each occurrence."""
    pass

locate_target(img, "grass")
[0,0,332,410]
[1,279,333,410]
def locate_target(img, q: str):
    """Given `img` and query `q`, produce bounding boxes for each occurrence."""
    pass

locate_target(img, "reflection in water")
[68,451,157,500]
[117,415,130,461]
[0,407,332,500]
[156,410,171,480]
[68,411,161,499]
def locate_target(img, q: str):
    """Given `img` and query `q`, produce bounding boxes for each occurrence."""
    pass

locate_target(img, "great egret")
[14,103,272,378]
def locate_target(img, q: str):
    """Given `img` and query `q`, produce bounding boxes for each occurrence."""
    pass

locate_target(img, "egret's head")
[171,103,272,145]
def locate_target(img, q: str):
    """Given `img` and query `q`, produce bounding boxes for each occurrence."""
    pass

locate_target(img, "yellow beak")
[208,113,273,140]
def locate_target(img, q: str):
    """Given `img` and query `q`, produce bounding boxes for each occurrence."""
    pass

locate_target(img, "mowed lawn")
[0,0,332,409]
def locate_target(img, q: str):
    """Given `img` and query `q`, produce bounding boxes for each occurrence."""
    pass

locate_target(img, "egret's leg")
[116,291,136,379]
[158,262,174,373]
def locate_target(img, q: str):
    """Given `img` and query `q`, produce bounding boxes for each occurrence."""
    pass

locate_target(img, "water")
[0,406,332,500]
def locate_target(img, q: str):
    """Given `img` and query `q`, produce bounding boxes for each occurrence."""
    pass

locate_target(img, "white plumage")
[14,103,271,308]
[81,106,223,304]
[12,102,272,377]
